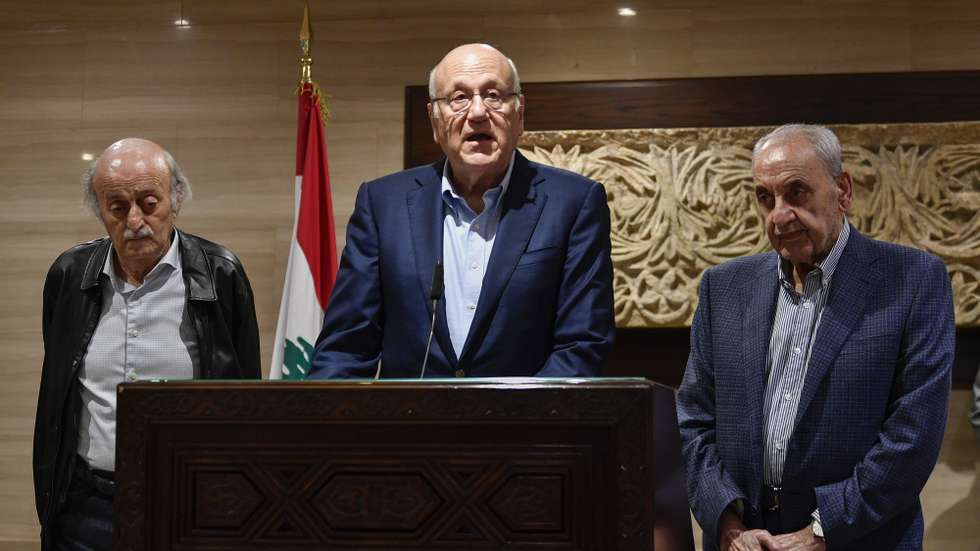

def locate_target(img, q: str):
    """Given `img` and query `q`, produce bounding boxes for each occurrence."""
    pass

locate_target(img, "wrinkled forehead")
[434,49,514,93]
[96,147,169,185]
[752,136,820,175]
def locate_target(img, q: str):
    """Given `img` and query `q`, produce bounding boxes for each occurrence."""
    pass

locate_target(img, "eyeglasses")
[431,91,519,114]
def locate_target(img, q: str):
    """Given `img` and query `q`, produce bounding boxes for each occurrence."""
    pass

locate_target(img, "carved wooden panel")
[115,380,693,551]
[170,448,587,548]
[519,122,980,328]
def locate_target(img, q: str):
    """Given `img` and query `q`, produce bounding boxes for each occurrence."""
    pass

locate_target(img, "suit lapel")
[741,253,779,495]
[458,153,545,364]
[407,160,458,367]
[792,229,874,429]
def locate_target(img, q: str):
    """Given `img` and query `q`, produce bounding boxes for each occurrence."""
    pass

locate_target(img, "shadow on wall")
[923,392,980,551]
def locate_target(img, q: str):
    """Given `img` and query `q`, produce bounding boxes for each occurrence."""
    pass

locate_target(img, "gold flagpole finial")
[299,4,313,84]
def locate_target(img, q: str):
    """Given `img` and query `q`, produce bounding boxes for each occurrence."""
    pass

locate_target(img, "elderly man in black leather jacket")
[33,138,261,551]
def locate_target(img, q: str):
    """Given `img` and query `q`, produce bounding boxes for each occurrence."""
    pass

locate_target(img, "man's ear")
[427,103,439,144]
[516,94,525,134]
[837,171,853,213]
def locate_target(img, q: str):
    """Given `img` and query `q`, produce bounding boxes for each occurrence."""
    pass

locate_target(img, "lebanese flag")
[269,82,338,379]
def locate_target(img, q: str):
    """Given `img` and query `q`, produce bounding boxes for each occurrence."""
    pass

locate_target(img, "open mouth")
[778,229,806,241]
[464,132,493,143]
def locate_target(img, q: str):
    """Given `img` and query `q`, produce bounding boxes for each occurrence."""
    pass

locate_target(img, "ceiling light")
[618,7,637,16]
[81,153,94,161]
[174,18,191,28]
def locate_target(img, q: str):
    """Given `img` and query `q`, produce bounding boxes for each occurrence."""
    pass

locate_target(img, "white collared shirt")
[77,232,199,471]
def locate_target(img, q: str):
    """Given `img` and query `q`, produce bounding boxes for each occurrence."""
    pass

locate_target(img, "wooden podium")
[115,378,693,551]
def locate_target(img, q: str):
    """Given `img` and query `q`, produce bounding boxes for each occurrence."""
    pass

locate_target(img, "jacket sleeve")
[535,181,615,377]
[969,362,980,438]
[34,259,64,523]
[814,255,954,546]
[309,182,384,378]
[232,262,261,379]
[676,269,748,547]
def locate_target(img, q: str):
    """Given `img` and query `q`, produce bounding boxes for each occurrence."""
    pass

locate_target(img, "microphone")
[420,261,444,378]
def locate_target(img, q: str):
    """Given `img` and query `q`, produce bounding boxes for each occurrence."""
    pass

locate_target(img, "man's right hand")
[719,507,748,551]
[729,529,780,551]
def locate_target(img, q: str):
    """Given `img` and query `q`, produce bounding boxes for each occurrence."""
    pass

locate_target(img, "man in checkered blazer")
[677,124,954,551]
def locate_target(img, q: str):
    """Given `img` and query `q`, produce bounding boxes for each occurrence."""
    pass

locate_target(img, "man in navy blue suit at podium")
[308,44,615,379]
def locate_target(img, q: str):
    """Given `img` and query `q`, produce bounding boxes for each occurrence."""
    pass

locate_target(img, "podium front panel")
[115,379,692,551]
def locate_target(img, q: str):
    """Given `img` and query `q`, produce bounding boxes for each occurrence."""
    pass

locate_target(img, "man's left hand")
[768,525,826,551]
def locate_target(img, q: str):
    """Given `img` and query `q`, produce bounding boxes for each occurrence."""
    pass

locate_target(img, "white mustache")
[123,226,153,240]
[774,224,804,236]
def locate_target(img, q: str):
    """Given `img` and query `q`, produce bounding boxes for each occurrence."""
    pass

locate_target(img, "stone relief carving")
[519,122,980,327]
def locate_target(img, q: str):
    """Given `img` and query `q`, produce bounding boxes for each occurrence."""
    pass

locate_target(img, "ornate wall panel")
[519,122,980,328]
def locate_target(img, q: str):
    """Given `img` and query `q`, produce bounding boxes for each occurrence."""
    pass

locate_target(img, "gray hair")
[753,123,843,181]
[427,47,522,117]
[82,149,192,219]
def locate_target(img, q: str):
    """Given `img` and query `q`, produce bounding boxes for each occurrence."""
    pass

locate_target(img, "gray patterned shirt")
[77,232,199,471]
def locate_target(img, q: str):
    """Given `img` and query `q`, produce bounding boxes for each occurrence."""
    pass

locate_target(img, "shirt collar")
[777,217,850,288]
[103,230,182,291]
[440,151,516,214]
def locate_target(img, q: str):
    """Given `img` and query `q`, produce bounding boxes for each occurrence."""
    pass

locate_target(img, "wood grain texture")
[1,0,978,547]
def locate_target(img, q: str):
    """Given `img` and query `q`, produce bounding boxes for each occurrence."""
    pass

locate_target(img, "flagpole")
[300,4,312,84]
[269,5,338,379]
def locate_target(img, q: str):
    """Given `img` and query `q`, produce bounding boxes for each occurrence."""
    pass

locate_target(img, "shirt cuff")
[811,509,824,538]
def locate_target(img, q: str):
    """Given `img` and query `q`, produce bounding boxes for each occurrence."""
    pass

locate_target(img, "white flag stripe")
[269,175,325,379]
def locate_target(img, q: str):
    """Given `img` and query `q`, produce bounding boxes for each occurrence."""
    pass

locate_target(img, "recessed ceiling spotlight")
[618,7,637,16]
[174,18,191,28]
[81,153,94,161]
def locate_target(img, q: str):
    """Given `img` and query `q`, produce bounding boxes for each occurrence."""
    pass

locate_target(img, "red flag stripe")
[295,83,338,309]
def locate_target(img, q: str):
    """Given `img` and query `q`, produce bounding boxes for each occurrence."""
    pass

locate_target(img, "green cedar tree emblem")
[282,336,314,379]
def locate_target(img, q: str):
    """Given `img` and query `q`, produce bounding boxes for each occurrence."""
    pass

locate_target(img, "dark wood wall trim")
[406,71,980,168]
[404,71,980,388]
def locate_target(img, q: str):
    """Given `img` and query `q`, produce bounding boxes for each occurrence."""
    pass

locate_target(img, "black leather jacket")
[33,229,261,545]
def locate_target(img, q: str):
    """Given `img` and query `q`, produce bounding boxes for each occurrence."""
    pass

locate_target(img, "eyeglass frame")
[430,91,520,114]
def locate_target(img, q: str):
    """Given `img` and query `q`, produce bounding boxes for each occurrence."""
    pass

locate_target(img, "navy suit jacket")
[309,151,614,378]
[677,227,954,550]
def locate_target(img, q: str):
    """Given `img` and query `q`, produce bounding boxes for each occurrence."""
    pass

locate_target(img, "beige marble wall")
[0,0,978,547]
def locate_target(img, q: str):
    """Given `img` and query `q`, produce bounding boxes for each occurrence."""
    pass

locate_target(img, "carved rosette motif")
[520,122,980,327]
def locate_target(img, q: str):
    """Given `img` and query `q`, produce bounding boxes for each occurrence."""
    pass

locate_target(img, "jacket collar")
[407,159,455,364]
[741,250,780,497]
[80,238,111,291]
[791,225,875,428]
[79,228,216,301]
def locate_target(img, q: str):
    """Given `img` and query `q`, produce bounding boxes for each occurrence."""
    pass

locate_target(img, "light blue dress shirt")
[78,232,199,471]
[440,153,516,358]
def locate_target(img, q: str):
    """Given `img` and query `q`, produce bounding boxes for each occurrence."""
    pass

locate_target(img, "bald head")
[428,43,521,107]
[83,138,191,218]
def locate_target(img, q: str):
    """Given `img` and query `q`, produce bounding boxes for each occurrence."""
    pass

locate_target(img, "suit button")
[455,369,465,378]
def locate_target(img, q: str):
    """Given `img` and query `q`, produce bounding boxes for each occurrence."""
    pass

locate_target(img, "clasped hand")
[723,525,825,551]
